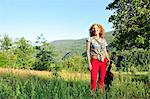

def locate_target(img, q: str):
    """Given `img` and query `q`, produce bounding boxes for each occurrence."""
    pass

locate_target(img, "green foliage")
[114,49,150,71]
[0,51,16,68]
[0,34,16,68]
[33,34,57,71]
[63,55,87,72]
[0,34,12,51]
[13,37,35,69]
[0,33,59,70]
[0,52,8,67]
[106,0,150,50]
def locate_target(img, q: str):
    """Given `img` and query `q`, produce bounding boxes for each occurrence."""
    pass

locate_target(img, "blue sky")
[0,0,114,42]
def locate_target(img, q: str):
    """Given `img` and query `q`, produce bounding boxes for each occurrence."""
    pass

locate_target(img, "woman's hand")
[88,63,92,71]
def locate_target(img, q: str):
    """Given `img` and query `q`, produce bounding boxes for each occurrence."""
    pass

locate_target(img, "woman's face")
[92,25,100,36]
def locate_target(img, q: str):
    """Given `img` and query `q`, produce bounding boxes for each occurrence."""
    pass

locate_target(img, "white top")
[86,37,108,61]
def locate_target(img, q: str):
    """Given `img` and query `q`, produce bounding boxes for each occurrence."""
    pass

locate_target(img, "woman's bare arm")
[86,41,92,70]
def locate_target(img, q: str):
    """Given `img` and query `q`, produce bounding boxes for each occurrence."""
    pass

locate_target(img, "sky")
[0,0,114,43]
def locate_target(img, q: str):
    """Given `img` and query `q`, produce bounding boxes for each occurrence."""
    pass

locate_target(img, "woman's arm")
[86,40,92,71]
[103,38,110,64]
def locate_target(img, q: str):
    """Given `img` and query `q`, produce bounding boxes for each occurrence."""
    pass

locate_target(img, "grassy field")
[0,68,149,99]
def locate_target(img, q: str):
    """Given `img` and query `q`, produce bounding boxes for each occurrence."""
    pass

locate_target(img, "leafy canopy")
[106,0,150,50]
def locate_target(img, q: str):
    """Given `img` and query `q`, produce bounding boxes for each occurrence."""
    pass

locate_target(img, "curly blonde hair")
[89,24,105,38]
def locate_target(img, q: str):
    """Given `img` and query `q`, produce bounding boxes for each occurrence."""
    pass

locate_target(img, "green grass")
[0,73,91,99]
[0,72,149,99]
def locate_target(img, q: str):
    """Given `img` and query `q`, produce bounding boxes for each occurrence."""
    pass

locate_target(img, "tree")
[33,34,57,71]
[0,34,16,68]
[106,0,150,50]
[13,37,35,69]
[0,34,12,51]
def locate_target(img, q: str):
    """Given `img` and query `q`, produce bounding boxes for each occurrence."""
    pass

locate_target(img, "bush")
[0,51,16,68]
[63,55,87,72]
[113,49,150,71]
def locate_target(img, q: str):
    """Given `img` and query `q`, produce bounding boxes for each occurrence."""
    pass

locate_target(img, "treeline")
[110,49,150,72]
[0,34,87,72]
[0,33,149,72]
[0,34,57,71]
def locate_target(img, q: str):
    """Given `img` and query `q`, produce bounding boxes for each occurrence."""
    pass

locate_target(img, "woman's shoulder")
[86,37,94,42]
[100,37,106,41]
[102,38,108,46]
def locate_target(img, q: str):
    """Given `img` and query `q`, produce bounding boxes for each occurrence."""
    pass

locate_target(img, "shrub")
[0,51,16,68]
[63,55,87,72]
[114,49,150,71]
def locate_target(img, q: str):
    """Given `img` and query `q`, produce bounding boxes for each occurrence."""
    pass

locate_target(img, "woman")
[86,24,110,95]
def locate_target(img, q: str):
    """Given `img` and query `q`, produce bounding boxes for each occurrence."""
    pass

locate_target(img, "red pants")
[91,58,107,91]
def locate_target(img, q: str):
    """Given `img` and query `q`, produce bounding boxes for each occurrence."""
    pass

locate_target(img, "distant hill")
[50,31,113,58]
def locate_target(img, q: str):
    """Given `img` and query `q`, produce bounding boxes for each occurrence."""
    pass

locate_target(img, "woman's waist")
[90,50,105,55]
[91,54,106,59]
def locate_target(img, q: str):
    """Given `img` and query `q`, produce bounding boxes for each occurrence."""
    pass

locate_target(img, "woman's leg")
[91,58,99,92]
[98,58,107,93]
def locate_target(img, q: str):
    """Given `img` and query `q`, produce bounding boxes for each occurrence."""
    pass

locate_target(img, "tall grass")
[0,71,149,99]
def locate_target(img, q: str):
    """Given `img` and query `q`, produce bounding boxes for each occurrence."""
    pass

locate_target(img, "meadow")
[0,0,150,98]
[0,68,149,99]
[0,35,149,98]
